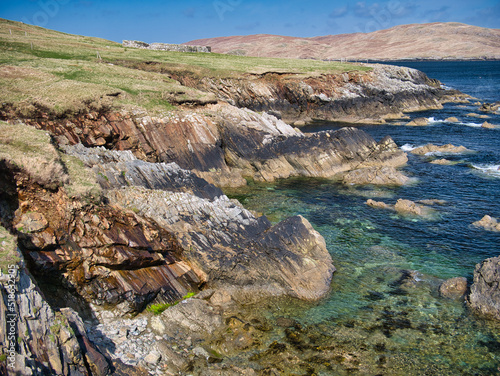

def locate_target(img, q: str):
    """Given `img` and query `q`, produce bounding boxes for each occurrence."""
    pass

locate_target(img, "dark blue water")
[226,61,500,375]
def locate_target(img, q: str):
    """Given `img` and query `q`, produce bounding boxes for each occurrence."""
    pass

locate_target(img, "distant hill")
[185,22,500,61]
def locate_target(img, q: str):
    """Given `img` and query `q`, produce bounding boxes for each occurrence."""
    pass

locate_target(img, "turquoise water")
[225,62,500,375]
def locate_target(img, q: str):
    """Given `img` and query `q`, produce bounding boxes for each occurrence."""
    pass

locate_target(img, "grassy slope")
[0,18,370,116]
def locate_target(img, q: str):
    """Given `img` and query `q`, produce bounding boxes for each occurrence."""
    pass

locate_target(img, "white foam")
[427,117,445,124]
[401,143,416,151]
[461,122,483,128]
[471,164,500,177]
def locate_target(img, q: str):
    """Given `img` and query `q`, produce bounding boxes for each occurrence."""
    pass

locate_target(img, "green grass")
[0,121,101,198]
[0,18,370,117]
[146,292,197,314]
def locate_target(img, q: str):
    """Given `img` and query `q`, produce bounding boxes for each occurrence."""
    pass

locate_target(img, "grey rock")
[468,256,500,320]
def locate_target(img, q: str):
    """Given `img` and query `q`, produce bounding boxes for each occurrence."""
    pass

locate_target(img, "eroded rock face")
[107,186,335,301]
[9,173,200,315]
[0,265,110,375]
[171,64,453,124]
[468,256,500,320]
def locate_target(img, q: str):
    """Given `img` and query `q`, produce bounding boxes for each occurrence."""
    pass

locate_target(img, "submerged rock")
[439,277,468,300]
[430,158,454,165]
[366,198,437,218]
[468,256,500,320]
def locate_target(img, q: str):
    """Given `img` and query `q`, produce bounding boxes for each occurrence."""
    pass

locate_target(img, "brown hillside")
[185,22,500,60]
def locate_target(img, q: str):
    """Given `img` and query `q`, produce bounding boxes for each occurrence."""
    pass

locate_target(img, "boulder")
[342,166,409,186]
[445,117,459,123]
[157,299,224,339]
[406,117,429,126]
[439,277,468,300]
[410,143,470,155]
[472,215,500,232]
[468,256,500,320]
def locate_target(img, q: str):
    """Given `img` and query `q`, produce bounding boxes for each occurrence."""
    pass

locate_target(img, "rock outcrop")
[468,256,500,320]
[410,143,470,156]
[472,215,500,232]
[169,64,458,124]
[63,144,335,301]
[0,263,110,375]
[342,166,409,186]
[14,104,407,188]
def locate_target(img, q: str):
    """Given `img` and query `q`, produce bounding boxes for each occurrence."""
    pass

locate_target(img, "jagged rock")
[439,277,468,300]
[445,117,459,122]
[342,166,409,186]
[410,143,470,155]
[468,256,500,320]
[406,117,429,126]
[472,215,500,232]
[169,64,450,124]
[48,106,407,188]
[479,102,500,113]
[0,264,110,375]
[108,187,335,301]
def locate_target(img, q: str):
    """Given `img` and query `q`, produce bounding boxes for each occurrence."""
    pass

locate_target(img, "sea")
[226,61,500,375]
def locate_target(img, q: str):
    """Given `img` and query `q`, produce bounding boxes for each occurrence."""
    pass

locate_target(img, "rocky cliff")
[118,60,465,125]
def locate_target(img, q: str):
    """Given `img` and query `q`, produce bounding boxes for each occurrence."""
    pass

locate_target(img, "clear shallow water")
[225,61,500,375]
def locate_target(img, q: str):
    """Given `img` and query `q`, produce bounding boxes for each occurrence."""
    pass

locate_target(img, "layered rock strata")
[169,64,465,124]
[64,144,335,301]
[0,263,110,375]
[14,105,408,187]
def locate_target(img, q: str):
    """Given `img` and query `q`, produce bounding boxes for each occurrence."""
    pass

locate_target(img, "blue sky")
[1,0,499,44]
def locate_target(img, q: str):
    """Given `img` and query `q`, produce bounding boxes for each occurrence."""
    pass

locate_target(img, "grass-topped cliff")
[0,18,369,117]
